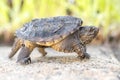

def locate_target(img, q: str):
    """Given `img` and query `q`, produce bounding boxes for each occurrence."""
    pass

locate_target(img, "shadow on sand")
[32,56,89,64]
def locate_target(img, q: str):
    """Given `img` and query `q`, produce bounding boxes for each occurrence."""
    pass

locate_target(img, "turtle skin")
[8,16,99,65]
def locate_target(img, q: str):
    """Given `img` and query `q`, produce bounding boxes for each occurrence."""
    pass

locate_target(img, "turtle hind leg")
[8,38,22,58]
[17,40,35,65]
[74,44,90,60]
[38,47,47,56]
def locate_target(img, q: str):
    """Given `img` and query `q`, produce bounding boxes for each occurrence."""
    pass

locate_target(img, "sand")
[0,45,120,80]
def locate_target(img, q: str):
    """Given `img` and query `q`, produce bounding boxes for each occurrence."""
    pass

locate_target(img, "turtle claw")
[17,57,31,65]
[77,53,90,60]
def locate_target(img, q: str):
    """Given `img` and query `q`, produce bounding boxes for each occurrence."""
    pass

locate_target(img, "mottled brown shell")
[16,16,83,46]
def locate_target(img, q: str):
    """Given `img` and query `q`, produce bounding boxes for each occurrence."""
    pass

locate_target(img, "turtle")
[8,16,99,64]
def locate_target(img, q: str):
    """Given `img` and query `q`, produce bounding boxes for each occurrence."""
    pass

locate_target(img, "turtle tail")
[8,38,22,58]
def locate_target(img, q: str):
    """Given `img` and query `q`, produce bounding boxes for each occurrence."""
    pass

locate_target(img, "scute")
[16,16,83,46]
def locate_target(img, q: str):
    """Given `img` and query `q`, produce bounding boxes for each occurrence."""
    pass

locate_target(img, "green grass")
[0,0,120,36]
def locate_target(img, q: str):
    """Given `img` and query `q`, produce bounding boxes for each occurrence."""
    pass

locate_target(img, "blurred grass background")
[0,0,120,45]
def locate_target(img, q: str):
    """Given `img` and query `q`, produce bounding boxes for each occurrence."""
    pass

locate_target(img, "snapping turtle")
[9,16,99,64]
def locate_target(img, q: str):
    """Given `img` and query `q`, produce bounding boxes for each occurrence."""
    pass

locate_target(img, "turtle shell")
[16,16,83,46]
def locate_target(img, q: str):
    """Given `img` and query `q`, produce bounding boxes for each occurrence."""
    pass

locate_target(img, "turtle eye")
[79,27,84,30]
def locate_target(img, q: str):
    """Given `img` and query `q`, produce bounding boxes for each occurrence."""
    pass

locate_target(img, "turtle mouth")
[93,27,99,37]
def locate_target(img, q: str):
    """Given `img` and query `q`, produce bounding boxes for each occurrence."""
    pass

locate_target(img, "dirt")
[0,45,120,80]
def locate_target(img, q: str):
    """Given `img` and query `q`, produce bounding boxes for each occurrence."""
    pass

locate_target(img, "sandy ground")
[0,45,120,80]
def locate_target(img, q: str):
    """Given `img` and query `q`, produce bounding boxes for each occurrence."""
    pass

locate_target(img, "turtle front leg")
[17,40,35,64]
[74,44,90,60]
[9,38,22,58]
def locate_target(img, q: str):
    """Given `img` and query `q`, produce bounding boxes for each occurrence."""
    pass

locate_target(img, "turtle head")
[79,26,99,44]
